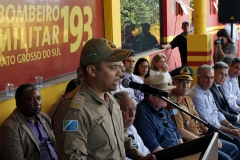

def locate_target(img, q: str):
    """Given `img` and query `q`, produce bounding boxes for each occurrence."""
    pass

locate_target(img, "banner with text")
[0,0,104,92]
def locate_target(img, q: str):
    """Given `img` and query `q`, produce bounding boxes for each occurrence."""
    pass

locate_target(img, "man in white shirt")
[222,57,240,112]
[113,91,150,160]
[224,23,239,46]
[122,53,144,103]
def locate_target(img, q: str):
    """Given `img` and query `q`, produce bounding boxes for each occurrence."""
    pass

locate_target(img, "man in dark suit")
[210,62,240,127]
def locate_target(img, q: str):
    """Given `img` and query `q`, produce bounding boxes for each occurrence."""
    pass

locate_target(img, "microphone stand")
[159,96,234,141]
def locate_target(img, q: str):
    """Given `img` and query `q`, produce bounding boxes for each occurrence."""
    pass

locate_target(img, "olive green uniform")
[167,90,203,137]
[53,82,142,160]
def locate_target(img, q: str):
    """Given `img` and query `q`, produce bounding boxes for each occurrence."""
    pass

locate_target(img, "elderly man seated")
[134,74,183,153]
[0,84,58,160]
[113,91,150,160]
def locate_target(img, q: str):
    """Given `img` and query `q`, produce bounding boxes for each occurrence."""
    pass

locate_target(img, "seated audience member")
[133,58,150,81]
[210,62,240,127]
[122,53,144,103]
[113,91,150,159]
[0,84,58,160]
[134,74,183,153]
[150,54,172,84]
[48,78,81,119]
[188,64,240,155]
[168,66,238,160]
[113,62,135,96]
[222,57,240,112]
[77,65,85,80]
[221,54,234,65]
[132,22,158,54]
[214,29,238,63]
[122,23,135,49]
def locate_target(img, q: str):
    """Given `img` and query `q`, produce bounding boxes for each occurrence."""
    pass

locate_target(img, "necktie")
[218,86,229,112]
[217,86,223,98]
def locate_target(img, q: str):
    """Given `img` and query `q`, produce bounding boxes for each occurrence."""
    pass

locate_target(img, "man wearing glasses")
[134,74,183,153]
[113,91,151,160]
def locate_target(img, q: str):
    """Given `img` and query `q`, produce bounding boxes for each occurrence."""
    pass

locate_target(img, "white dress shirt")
[126,125,150,160]
[188,84,226,129]
[222,74,240,110]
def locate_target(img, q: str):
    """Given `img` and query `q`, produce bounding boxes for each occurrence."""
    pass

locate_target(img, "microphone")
[122,78,169,97]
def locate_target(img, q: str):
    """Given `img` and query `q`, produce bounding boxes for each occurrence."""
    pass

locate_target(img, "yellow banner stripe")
[188,55,212,61]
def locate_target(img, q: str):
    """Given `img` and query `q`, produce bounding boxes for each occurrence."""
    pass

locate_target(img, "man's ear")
[197,75,200,81]
[16,100,21,108]
[172,80,176,85]
[148,94,155,103]
[86,65,97,77]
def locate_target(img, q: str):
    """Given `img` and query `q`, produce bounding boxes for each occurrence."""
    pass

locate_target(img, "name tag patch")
[95,113,107,123]
[63,120,78,131]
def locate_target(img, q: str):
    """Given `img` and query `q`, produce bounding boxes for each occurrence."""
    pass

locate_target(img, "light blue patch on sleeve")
[63,120,78,131]
[170,109,178,115]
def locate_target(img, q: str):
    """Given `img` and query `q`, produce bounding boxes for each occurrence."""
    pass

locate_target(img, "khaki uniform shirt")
[53,82,142,160]
[166,90,203,137]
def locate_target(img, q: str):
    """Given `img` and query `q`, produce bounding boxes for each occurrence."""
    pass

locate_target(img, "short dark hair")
[141,22,151,29]
[213,62,229,71]
[133,58,150,78]
[221,55,234,65]
[15,84,37,106]
[230,57,240,66]
[82,61,102,76]
[64,78,81,93]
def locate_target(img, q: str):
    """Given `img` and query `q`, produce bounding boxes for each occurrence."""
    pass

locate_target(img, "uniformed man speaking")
[52,38,156,160]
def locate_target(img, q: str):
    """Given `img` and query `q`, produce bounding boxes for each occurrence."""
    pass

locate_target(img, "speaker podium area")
[153,133,218,160]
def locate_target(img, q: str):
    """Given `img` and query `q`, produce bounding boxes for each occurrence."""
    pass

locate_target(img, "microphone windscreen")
[122,79,131,88]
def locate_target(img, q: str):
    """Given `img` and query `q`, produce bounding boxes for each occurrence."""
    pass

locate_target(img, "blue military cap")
[170,66,194,81]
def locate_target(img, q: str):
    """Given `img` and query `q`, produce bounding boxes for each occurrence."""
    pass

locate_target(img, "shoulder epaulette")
[69,92,85,110]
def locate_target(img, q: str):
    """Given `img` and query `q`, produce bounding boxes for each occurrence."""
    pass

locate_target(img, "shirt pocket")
[97,119,116,150]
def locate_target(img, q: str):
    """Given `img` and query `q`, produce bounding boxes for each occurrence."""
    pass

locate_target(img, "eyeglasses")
[121,107,136,114]
[128,134,139,149]
[157,112,169,127]
[139,65,149,69]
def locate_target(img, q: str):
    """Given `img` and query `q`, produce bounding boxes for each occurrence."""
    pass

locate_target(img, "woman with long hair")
[214,29,238,63]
